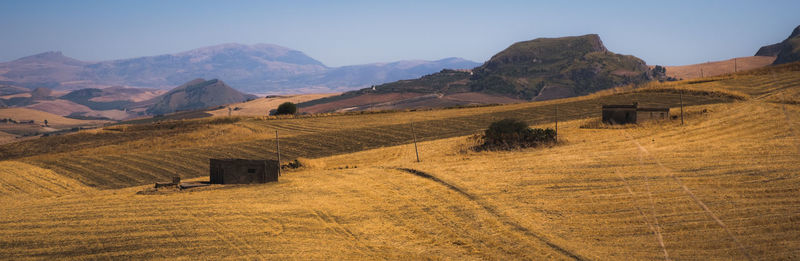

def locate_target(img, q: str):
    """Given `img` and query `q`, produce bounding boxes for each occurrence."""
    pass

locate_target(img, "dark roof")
[603,103,669,111]
[637,107,669,112]
[602,104,637,109]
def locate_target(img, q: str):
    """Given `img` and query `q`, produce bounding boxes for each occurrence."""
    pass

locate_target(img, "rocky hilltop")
[756,25,800,64]
[301,34,654,112]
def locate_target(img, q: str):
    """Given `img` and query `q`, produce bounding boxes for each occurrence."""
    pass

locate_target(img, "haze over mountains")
[0,43,480,94]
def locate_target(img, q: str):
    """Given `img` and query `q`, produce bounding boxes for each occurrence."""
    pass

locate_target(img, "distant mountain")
[85,43,328,91]
[0,51,88,89]
[146,79,258,115]
[0,44,479,94]
[294,58,481,89]
[301,34,653,112]
[756,25,800,64]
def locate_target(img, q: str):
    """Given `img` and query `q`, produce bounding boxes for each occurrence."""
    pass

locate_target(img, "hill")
[207,93,339,117]
[0,83,28,96]
[0,44,479,94]
[659,56,776,79]
[470,34,651,99]
[756,25,800,64]
[301,34,653,112]
[145,78,258,115]
[0,64,799,259]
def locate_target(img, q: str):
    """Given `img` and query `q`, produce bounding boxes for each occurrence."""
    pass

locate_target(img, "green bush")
[275,102,297,115]
[475,118,556,150]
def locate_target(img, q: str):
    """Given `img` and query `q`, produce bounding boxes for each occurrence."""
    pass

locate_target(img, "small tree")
[275,102,297,115]
[474,118,556,151]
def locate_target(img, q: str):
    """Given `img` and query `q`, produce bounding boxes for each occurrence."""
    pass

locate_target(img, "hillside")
[471,34,651,99]
[756,25,800,64]
[660,56,776,79]
[0,44,479,94]
[145,78,258,115]
[300,34,653,112]
[0,65,798,259]
[207,93,339,117]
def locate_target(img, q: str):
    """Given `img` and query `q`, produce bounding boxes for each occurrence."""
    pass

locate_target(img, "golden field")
[0,64,799,259]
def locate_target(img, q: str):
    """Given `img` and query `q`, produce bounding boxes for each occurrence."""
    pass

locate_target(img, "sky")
[0,0,798,67]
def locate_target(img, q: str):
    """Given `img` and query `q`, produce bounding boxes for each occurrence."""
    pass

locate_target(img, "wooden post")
[411,122,420,162]
[554,104,558,143]
[275,130,281,176]
[680,91,684,125]
[700,68,704,78]
[734,58,738,73]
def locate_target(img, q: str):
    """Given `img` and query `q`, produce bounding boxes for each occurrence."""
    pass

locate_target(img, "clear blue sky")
[1,0,798,67]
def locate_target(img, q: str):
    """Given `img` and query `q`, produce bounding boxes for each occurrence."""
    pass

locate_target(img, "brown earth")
[25,100,93,116]
[303,92,527,113]
[301,93,427,113]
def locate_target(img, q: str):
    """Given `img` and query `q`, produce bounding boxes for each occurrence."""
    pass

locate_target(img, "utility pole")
[275,130,281,176]
[680,91,684,125]
[554,104,558,143]
[734,58,738,73]
[411,122,420,162]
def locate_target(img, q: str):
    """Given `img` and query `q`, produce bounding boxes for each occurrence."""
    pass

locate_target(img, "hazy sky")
[1,0,798,67]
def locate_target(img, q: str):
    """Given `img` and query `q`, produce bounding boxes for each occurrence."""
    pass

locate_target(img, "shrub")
[275,102,297,115]
[474,118,556,151]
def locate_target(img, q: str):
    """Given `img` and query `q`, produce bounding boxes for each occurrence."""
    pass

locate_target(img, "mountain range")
[0,43,480,94]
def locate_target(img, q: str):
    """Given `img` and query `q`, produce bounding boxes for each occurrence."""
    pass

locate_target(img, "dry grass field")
[207,93,339,117]
[660,56,776,80]
[0,64,799,259]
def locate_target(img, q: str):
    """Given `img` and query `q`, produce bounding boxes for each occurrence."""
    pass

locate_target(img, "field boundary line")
[621,130,753,261]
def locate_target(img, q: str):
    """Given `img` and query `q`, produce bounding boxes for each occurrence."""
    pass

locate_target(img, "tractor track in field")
[621,129,754,261]
[392,167,589,261]
[310,209,376,256]
[178,204,261,260]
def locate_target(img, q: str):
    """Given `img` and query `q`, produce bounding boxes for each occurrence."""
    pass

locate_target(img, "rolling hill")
[659,56,776,80]
[300,34,653,112]
[145,78,258,115]
[0,63,798,259]
[0,43,479,94]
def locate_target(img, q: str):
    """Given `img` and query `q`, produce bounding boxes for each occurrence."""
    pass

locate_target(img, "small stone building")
[602,103,669,124]
[209,159,279,184]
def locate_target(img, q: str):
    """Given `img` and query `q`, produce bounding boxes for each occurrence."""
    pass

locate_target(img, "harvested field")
[1,66,799,259]
[661,56,775,80]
